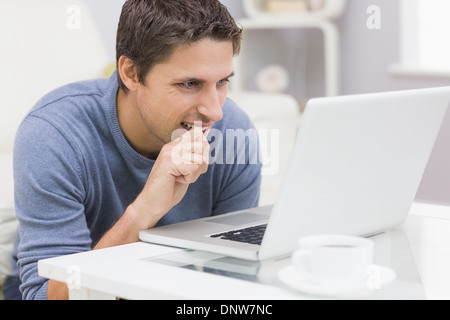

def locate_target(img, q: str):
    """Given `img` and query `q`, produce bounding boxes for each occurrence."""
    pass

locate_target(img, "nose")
[197,87,224,123]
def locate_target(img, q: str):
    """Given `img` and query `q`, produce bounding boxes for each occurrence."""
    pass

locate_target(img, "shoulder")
[217,98,255,131]
[29,77,111,116]
[14,76,116,176]
[17,76,116,147]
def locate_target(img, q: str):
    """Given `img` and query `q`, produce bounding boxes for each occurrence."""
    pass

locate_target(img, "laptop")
[140,87,450,261]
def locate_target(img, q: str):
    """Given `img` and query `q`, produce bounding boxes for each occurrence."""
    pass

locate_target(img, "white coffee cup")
[291,235,374,289]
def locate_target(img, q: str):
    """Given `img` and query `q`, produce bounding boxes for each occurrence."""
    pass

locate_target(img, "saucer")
[278,265,396,298]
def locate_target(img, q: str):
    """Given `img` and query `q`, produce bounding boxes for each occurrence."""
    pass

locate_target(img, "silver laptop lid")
[259,87,450,260]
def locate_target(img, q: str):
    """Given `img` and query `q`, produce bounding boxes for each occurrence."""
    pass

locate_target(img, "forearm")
[47,280,70,300]
[46,202,158,300]
[96,129,206,251]
[47,130,208,300]
[93,200,161,250]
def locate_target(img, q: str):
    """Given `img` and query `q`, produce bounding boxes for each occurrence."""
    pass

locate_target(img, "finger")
[175,136,210,165]
[171,128,186,142]
[202,142,210,167]
[173,164,205,184]
[180,149,205,165]
[193,141,210,165]
[193,125,205,142]
[175,174,190,185]
[180,140,204,155]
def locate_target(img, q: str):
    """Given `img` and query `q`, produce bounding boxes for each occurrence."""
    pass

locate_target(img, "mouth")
[180,122,211,134]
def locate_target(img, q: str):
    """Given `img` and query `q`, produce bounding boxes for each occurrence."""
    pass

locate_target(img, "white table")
[38,202,450,300]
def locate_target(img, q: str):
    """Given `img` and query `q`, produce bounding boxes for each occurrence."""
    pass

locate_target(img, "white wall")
[83,0,126,63]
[0,0,111,152]
[336,0,450,205]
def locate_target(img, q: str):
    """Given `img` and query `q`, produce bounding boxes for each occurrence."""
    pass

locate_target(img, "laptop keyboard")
[210,224,267,246]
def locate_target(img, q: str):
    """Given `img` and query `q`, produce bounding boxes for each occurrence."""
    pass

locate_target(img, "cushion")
[0,211,18,287]
[0,152,17,287]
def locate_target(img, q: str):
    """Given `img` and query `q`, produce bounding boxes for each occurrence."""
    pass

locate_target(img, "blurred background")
[2,0,450,298]
[1,0,450,205]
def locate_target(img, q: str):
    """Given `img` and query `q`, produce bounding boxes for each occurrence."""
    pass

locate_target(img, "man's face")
[134,39,234,153]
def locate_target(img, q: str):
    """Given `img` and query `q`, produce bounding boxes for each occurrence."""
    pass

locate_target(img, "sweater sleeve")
[14,115,91,300]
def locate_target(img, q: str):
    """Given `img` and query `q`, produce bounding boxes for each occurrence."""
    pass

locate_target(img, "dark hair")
[116,0,242,93]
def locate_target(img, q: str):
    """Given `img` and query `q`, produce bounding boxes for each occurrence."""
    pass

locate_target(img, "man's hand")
[93,125,210,250]
[132,126,210,230]
[48,127,211,300]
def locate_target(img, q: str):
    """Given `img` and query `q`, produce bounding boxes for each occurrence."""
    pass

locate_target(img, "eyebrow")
[174,71,235,83]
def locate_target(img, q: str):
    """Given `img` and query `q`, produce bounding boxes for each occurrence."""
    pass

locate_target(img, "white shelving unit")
[234,0,346,97]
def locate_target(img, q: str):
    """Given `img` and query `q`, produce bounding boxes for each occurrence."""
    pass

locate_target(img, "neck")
[116,89,162,160]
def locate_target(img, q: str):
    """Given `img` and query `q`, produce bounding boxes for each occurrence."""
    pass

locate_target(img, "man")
[5,0,261,300]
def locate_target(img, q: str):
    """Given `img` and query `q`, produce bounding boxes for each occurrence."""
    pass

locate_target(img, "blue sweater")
[11,73,261,300]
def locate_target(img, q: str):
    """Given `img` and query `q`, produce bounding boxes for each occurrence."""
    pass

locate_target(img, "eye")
[179,81,199,89]
[217,78,230,87]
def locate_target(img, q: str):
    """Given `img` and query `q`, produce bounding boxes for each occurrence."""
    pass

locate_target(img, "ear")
[118,56,140,92]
